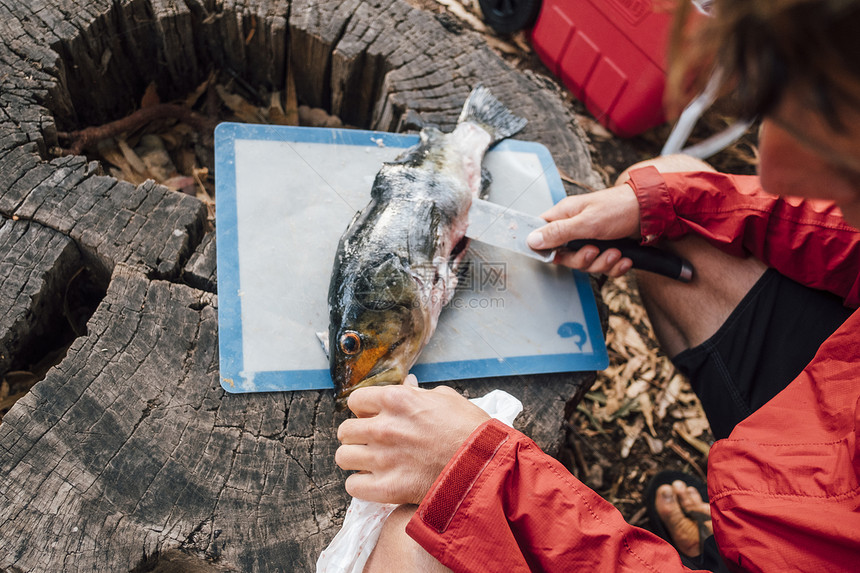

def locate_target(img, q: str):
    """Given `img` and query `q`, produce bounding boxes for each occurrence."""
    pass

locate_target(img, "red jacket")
[406,167,860,572]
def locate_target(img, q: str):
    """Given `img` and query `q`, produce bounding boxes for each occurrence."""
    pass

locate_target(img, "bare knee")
[364,505,452,573]
[615,154,716,186]
[609,155,748,356]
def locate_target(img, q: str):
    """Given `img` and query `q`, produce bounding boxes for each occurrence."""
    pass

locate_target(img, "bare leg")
[616,154,767,357]
[636,235,766,357]
[364,505,452,573]
[616,153,716,184]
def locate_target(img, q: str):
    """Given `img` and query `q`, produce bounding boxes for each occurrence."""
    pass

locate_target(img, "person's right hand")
[526,183,642,276]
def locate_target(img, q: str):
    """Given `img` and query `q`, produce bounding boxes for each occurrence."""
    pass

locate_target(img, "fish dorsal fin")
[387,127,443,166]
[480,167,492,199]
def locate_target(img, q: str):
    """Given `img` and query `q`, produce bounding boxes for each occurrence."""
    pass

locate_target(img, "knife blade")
[466,197,693,282]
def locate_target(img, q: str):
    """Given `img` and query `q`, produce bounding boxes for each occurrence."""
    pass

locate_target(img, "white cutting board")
[215,123,607,393]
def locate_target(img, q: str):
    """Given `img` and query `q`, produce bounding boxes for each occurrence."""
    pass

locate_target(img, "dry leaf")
[0,371,39,415]
[162,175,196,195]
[141,82,160,108]
[170,148,195,178]
[435,0,488,32]
[108,166,148,186]
[216,84,266,123]
[185,71,216,109]
[587,463,605,489]
[638,364,658,382]
[619,417,644,459]
[267,92,295,126]
[666,439,708,482]
[616,317,651,356]
[116,138,148,175]
[681,415,711,439]
[639,392,657,437]
[624,378,650,399]
[284,60,299,126]
[97,139,132,171]
[611,397,641,421]
[619,354,646,382]
[484,35,520,56]
[193,167,211,196]
[673,421,712,458]
[656,373,686,420]
[135,134,177,182]
[643,433,664,455]
[601,395,620,421]
[511,31,532,54]
[298,105,343,128]
[245,14,257,45]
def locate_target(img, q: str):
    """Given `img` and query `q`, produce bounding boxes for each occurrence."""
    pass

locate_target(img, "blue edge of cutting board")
[215,122,609,393]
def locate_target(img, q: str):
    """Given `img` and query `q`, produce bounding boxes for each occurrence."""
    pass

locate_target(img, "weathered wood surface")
[0,1,603,571]
[0,219,80,375]
[184,232,218,294]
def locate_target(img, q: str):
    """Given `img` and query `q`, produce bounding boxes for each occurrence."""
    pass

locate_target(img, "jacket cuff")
[626,166,674,245]
[413,419,510,534]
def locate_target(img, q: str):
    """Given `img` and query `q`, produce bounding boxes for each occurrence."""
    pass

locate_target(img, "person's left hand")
[335,375,490,505]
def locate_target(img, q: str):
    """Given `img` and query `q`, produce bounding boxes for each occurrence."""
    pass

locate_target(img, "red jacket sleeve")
[406,419,705,572]
[626,166,860,308]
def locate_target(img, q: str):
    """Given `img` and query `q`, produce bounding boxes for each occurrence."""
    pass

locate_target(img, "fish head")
[328,254,428,407]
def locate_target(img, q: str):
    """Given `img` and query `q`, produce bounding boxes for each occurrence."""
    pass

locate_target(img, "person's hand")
[335,375,491,505]
[526,183,641,276]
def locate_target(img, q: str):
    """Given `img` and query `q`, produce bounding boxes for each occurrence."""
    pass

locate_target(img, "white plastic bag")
[316,389,523,573]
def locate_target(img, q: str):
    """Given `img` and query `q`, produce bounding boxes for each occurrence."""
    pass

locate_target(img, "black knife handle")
[565,239,694,282]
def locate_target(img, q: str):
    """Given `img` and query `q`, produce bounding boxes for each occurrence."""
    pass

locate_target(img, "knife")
[466,197,694,282]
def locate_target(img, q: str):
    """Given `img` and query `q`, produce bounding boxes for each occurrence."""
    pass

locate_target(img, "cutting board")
[215,123,608,393]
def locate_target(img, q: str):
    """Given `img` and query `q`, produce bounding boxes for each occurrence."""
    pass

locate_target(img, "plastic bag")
[316,389,523,573]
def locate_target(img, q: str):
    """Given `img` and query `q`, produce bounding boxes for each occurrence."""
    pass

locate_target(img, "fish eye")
[339,331,361,355]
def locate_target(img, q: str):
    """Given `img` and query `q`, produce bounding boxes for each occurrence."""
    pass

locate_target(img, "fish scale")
[327,85,527,406]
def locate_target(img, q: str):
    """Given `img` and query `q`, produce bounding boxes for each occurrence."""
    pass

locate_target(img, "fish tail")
[458,84,527,144]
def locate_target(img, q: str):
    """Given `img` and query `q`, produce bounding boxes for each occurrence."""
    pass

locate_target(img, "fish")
[327,85,527,406]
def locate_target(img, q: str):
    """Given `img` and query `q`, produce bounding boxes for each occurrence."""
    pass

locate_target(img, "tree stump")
[0,1,603,570]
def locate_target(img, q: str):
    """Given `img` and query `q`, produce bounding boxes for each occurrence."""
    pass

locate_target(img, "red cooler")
[531,0,696,137]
